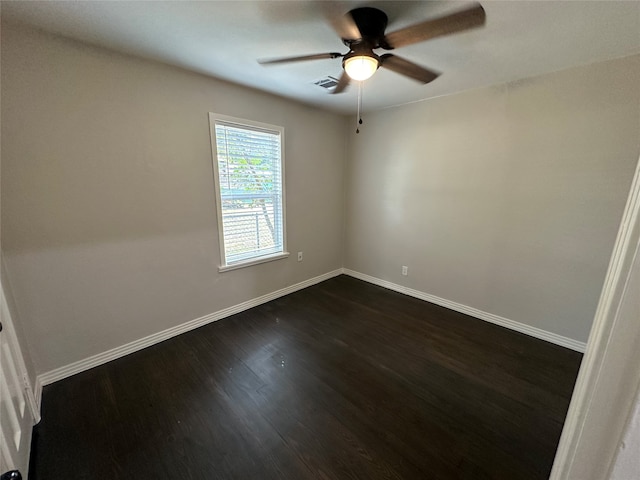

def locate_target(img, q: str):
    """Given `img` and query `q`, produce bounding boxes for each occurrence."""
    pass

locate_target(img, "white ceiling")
[3,1,640,114]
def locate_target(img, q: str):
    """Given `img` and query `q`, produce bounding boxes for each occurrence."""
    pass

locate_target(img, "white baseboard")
[35,269,343,399]
[342,268,586,353]
[34,265,585,411]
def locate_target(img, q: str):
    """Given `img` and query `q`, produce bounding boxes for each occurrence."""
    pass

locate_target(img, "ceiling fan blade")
[383,3,486,49]
[324,4,361,40]
[259,52,343,65]
[331,71,351,94]
[380,54,440,84]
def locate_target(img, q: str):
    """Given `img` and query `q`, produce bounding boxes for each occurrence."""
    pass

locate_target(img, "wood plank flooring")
[29,275,582,479]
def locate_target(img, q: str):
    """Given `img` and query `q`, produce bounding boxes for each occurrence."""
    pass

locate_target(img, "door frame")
[550,154,640,479]
[0,275,40,475]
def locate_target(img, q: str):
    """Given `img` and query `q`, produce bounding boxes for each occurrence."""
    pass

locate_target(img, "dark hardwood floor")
[29,275,582,479]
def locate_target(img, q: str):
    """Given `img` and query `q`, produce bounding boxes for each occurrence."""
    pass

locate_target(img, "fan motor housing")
[342,45,380,67]
[347,7,389,48]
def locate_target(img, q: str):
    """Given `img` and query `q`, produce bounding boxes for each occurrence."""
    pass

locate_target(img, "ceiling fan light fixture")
[344,55,379,81]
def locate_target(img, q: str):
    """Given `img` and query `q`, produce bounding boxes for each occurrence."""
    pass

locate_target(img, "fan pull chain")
[356,81,363,134]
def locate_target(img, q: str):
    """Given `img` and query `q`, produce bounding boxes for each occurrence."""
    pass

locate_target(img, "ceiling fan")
[259,3,486,93]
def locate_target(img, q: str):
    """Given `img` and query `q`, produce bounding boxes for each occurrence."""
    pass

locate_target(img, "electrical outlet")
[402,266,408,276]
[298,251,303,262]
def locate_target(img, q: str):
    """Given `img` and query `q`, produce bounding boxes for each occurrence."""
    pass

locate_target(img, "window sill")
[218,252,290,273]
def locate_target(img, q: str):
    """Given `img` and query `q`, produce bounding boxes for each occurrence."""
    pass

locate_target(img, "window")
[209,113,287,271]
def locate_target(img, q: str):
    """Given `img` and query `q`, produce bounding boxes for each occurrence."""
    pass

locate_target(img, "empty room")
[1,1,639,479]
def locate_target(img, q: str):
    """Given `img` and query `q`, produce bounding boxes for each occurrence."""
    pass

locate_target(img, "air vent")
[314,76,340,90]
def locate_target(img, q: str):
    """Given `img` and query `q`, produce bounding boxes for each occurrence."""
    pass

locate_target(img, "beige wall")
[1,13,37,388]
[344,54,640,343]
[1,23,347,374]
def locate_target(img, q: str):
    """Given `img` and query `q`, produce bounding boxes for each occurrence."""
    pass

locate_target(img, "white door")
[0,280,38,478]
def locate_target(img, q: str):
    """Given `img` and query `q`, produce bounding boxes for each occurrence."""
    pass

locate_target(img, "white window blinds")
[210,115,286,268]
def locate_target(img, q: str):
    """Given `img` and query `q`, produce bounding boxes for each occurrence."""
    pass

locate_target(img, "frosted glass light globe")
[344,55,379,81]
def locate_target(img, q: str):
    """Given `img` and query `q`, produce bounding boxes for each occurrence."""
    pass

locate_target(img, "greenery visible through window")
[210,114,286,269]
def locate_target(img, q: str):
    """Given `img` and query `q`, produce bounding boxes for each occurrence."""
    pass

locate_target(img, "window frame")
[209,113,288,272]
